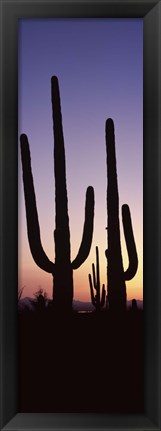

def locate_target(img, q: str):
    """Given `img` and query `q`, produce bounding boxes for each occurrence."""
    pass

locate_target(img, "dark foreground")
[19,308,144,413]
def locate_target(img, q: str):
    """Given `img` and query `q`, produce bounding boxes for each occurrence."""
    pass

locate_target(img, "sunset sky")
[18,18,143,302]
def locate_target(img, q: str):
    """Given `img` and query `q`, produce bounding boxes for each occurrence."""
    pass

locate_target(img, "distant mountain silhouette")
[18,297,143,313]
[18,297,36,312]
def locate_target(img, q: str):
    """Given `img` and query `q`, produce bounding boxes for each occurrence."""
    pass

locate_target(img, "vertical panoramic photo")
[18,18,143,413]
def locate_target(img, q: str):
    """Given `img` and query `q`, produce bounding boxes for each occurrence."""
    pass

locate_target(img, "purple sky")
[18,19,143,301]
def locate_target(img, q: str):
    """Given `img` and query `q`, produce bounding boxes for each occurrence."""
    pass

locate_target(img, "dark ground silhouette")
[19,308,144,413]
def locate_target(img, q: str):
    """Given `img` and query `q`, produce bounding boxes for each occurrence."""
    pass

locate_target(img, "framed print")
[0,1,161,430]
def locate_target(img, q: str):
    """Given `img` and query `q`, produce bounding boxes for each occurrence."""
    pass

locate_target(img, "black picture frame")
[0,0,161,429]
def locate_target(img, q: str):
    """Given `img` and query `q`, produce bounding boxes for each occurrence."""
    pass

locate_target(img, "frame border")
[0,1,161,430]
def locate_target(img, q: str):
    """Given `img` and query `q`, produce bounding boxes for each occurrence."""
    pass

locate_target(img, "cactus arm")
[100,284,106,307]
[122,204,138,280]
[96,246,100,300]
[92,263,97,290]
[20,134,55,274]
[71,186,94,269]
[89,274,96,306]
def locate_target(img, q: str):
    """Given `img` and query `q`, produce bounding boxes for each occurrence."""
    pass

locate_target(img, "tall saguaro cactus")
[20,76,94,312]
[106,118,138,312]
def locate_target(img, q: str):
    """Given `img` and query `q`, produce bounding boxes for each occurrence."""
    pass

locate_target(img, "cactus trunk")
[106,119,138,313]
[51,77,73,311]
[106,119,126,312]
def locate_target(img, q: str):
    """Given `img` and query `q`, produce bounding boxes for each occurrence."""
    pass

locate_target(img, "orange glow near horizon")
[18,264,143,302]
[19,223,143,302]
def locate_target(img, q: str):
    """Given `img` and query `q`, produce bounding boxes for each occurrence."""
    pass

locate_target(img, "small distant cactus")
[89,246,106,311]
[131,298,138,311]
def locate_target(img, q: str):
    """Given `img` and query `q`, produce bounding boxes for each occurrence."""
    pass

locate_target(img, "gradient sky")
[18,18,143,302]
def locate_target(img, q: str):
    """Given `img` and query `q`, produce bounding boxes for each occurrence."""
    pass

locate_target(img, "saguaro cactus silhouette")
[20,76,94,312]
[106,118,138,312]
[89,246,106,311]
